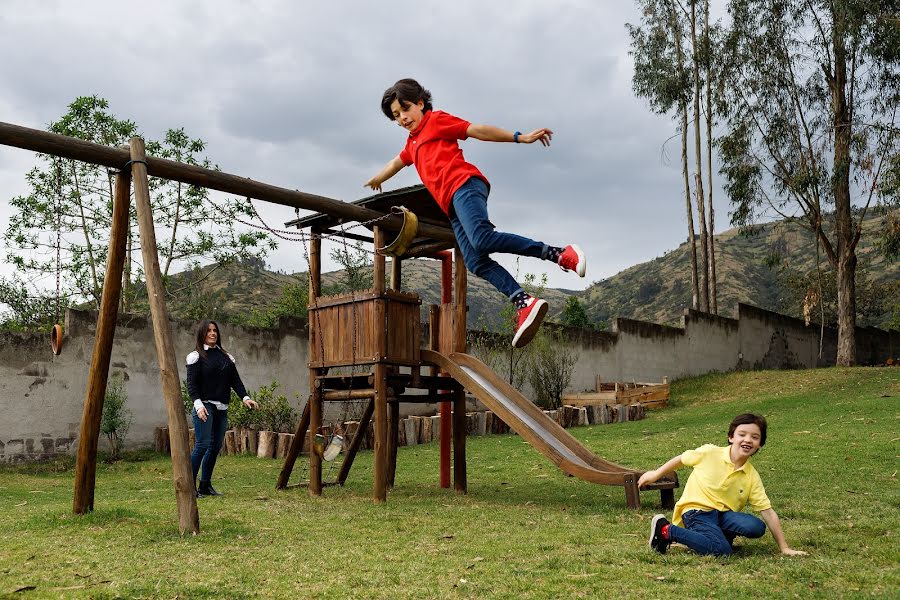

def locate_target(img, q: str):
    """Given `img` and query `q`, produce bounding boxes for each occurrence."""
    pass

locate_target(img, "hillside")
[582,210,897,328]
[161,211,897,330]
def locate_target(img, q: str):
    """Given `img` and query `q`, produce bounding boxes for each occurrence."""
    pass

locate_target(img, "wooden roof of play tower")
[284,184,456,256]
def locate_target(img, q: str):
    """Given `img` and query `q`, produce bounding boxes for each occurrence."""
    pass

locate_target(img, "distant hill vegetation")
[160,211,898,331]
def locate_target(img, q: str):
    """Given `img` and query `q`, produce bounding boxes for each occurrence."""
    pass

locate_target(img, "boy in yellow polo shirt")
[638,413,807,556]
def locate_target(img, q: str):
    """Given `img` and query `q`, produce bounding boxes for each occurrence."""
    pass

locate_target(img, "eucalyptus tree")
[2,95,274,325]
[626,0,716,311]
[718,0,900,364]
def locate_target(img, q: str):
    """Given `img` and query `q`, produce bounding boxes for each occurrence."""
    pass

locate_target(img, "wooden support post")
[337,398,374,485]
[276,400,311,489]
[73,171,131,515]
[623,473,641,509]
[308,231,323,496]
[309,385,323,495]
[130,138,199,534]
[660,488,675,510]
[453,388,467,494]
[373,363,389,502]
[453,248,467,353]
[387,400,399,488]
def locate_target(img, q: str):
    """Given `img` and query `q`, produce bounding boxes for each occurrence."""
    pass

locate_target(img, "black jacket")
[185,346,249,404]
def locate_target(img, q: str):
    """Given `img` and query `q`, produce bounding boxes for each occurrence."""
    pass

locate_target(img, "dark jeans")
[669,509,766,556]
[449,177,548,299]
[191,403,228,484]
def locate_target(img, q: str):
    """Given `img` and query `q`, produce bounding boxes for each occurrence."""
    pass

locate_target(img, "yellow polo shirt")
[672,444,771,526]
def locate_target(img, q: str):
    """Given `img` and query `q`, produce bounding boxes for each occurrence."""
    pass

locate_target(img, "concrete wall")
[1,304,896,462]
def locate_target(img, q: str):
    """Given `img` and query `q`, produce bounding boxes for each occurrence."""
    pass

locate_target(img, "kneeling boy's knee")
[747,520,767,538]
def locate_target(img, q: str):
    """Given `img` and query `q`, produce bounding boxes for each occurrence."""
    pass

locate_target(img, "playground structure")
[0,121,676,534]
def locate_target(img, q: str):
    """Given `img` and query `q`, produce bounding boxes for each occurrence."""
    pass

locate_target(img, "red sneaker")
[512,297,548,348]
[558,244,586,277]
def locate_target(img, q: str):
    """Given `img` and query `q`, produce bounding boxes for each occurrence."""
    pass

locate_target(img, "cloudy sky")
[0,0,734,303]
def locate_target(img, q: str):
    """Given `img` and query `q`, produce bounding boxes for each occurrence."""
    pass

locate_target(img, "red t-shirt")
[398,110,489,215]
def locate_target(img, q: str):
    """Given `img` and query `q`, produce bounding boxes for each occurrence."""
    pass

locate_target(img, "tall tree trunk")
[704,0,718,314]
[690,0,709,312]
[669,0,700,309]
[831,8,856,366]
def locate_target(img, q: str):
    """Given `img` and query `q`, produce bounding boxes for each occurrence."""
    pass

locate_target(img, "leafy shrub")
[102,374,133,460]
[253,382,297,432]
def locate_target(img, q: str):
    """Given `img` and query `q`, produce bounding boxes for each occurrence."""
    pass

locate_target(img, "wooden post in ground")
[308,232,323,496]
[130,138,199,534]
[72,171,131,515]
[372,227,388,502]
[387,256,402,488]
[452,248,468,493]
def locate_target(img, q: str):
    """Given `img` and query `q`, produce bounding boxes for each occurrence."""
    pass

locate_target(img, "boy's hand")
[781,548,808,556]
[520,128,553,146]
[364,176,383,192]
[637,470,659,488]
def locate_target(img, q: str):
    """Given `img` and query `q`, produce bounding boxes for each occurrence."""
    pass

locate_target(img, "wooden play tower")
[275,186,471,501]
[0,121,675,534]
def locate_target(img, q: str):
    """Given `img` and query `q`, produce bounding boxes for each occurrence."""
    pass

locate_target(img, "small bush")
[102,375,133,460]
[253,382,297,433]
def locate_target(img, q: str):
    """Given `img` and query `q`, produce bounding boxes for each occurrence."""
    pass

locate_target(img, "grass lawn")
[1,367,897,599]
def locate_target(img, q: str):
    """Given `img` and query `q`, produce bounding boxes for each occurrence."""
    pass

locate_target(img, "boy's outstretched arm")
[638,456,683,488]
[466,124,553,146]
[365,156,406,192]
[759,508,808,556]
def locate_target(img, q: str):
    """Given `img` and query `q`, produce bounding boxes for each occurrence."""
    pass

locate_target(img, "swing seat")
[50,323,64,355]
[380,206,418,258]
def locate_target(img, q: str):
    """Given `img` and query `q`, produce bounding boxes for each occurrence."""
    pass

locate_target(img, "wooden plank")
[73,170,130,516]
[308,384,323,496]
[337,398,374,485]
[387,400,399,488]
[131,139,198,534]
[276,401,310,489]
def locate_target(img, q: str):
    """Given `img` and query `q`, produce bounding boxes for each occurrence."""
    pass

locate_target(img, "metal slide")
[421,350,677,507]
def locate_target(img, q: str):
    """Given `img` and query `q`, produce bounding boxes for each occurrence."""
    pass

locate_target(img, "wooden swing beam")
[0,121,455,242]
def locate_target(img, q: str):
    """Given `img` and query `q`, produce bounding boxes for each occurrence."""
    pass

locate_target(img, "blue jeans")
[191,403,228,484]
[449,177,548,299]
[669,509,766,556]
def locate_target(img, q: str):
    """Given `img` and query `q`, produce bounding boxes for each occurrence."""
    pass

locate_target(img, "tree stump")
[485,411,494,434]
[600,404,612,424]
[154,427,170,454]
[403,418,418,446]
[616,404,628,423]
[430,415,441,443]
[577,407,589,426]
[240,427,258,455]
[277,433,293,458]
[475,412,487,436]
[419,415,433,444]
[257,430,277,458]
[224,430,237,455]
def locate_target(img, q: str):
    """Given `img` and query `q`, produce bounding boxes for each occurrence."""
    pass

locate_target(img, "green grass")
[1,367,897,599]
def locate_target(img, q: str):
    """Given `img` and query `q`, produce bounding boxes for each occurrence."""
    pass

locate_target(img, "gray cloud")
[0,0,734,301]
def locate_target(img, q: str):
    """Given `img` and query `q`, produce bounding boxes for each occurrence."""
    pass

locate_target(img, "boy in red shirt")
[365,78,586,348]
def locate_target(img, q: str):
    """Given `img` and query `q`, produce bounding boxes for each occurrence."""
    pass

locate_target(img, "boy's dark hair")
[728,413,767,446]
[195,320,225,360]
[381,78,433,120]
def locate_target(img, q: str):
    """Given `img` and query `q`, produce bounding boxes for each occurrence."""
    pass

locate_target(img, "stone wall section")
[1,304,895,462]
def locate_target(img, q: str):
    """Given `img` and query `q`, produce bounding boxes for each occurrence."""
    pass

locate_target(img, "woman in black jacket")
[186,320,258,497]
